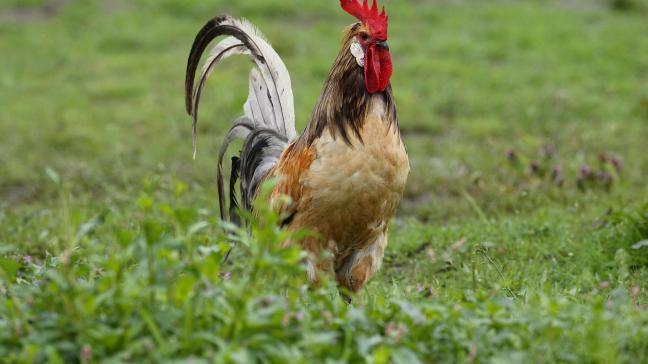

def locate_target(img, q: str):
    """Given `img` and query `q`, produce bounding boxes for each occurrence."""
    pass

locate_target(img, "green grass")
[1,0,648,362]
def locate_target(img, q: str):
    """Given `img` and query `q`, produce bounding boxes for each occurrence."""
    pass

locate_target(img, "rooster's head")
[340,0,392,94]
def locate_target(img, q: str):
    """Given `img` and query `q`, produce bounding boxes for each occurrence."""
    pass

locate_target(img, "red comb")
[340,0,389,40]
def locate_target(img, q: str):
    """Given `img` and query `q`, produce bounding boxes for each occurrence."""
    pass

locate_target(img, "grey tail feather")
[185,15,296,225]
[239,129,289,211]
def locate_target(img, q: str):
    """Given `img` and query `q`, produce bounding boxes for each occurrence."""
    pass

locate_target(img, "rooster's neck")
[300,36,397,147]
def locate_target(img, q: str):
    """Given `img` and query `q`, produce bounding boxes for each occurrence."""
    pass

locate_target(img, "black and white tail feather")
[185,16,297,223]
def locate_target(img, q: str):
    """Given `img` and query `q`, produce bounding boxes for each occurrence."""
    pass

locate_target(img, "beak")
[376,40,389,49]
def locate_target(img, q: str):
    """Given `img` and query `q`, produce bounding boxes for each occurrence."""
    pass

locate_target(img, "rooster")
[185,0,409,295]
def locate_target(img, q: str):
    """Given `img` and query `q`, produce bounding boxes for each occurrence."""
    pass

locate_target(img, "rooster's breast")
[297,98,409,248]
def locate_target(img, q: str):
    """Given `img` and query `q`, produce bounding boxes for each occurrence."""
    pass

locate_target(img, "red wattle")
[364,45,392,94]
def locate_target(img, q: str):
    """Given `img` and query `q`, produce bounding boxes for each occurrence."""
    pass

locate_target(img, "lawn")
[1,0,647,362]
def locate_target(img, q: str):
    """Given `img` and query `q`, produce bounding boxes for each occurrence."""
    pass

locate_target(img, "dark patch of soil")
[0,0,70,24]
[1,184,41,207]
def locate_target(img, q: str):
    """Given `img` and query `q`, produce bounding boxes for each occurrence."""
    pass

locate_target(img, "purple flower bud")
[596,170,613,187]
[541,144,556,158]
[598,152,608,164]
[530,160,540,174]
[611,157,622,172]
[506,149,518,163]
[23,256,32,264]
[551,165,562,180]
[580,164,592,179]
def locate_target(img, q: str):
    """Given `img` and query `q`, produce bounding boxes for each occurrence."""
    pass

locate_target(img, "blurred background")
[1,0,647,222]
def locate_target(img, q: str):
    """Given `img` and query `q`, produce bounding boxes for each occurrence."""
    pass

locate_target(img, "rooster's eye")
[360,33,370,42]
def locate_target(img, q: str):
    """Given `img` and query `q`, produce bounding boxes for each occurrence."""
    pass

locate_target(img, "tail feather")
[192,37,248,158]
[239,129,290,211]
[229,156,241,225]
[186,16,296,148]
[185,15,296,222]
[245,69,277,131]
[216,118,254,220]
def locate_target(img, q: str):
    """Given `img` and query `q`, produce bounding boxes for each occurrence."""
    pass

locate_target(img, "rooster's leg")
[335,230,388,293]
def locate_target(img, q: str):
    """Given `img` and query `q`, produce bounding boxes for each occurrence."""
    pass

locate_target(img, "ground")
[1,0,647,362]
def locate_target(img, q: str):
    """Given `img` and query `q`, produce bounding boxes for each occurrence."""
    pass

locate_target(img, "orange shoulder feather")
[269,142,315,218]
